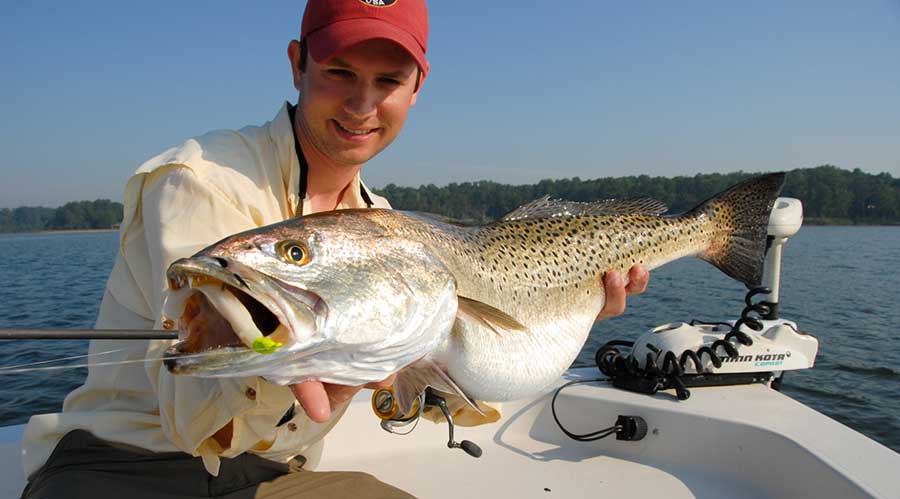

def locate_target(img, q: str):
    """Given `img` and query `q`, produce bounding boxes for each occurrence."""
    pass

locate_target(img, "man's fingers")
[291,381,331,423]
[625,265,649,295]
[291,374,398,423]
[597,271,626,320]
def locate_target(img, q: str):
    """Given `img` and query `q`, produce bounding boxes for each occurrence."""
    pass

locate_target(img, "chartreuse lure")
[252,337,283,355]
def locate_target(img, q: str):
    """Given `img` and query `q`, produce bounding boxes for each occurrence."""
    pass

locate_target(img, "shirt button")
[287,422,297,432]
[245,387,257,401]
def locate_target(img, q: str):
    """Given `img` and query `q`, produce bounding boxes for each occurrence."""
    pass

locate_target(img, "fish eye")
[278,241,311,265]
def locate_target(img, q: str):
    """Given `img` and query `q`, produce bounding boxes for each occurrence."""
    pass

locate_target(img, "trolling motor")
[597,198,818,400]
[372,387,483,458]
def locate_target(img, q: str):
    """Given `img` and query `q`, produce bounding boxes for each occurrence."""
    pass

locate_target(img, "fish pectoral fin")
[393,359,484,418]
[457,296,528,335]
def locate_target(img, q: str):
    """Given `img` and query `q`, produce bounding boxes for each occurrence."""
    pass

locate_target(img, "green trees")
[0,207,56,232]
[46,199,123,230]
[0,200,123,233]
[1,166,897,232]
[375,166,899,225]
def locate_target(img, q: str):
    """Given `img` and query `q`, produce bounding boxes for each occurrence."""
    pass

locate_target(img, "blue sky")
[2,1,899,208]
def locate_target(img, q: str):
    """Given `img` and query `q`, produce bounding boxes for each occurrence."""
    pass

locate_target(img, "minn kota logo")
[358,0,398,6]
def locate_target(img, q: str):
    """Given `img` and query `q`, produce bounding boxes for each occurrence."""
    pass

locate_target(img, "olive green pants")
[21,430,414,499]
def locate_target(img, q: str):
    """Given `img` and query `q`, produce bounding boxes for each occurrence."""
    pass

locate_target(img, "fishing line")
[0,348,129,371]
[0,349,253,374]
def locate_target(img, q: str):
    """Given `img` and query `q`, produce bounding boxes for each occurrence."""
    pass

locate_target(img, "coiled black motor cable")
[595,286,772,400]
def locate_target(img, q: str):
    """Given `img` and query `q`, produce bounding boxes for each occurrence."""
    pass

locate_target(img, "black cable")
[551,378,622,441]
[594,286,774,401]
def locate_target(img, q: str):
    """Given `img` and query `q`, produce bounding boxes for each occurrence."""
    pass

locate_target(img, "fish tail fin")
[690,173,787,287]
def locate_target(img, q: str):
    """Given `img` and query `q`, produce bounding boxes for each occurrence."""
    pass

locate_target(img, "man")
[21,1,648,497]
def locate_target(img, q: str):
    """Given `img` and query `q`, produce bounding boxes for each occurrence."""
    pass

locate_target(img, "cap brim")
[306,18,428,76]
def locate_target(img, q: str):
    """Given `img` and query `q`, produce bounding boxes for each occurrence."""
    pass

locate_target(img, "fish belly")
[441,294,602,402]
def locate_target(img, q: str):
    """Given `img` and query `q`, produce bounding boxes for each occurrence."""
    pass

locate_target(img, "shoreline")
[34,229,118,235]
[0,229,118,236]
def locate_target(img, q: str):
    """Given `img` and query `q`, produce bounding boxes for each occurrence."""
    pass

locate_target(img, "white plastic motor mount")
[630,319,818,375]
[767,197,803,238]
[764,197,804,306]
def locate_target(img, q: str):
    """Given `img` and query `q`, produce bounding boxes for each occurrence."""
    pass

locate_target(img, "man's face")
[289,38,422,167]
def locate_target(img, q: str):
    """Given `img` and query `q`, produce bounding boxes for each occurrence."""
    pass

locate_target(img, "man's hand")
[291,375,397,423]
[595,265,649,321]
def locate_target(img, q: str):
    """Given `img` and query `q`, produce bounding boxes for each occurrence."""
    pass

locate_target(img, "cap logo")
[358,0,397,6]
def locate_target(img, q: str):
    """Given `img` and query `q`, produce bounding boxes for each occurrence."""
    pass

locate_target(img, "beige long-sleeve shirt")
[21,102,390,478]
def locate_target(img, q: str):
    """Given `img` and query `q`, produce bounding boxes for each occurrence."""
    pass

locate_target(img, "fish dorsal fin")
[501,196,668,221]
[392,359,485,418]
[457,296,528,335]
[406,211,477,227]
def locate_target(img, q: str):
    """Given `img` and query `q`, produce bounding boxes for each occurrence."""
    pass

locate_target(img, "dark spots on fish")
[213,257,228,268]
[233,274,248,288]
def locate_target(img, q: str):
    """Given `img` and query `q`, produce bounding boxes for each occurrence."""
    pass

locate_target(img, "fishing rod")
[0,329,177,340]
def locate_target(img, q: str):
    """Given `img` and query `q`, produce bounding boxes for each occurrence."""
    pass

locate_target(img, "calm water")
[0,228,898,453]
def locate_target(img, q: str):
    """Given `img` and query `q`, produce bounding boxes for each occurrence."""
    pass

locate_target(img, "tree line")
[1,166,897,232]
[0,199,123,233]
[376,165,899,225]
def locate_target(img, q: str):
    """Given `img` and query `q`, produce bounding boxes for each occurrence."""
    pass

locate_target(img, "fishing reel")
[371,387,483,458]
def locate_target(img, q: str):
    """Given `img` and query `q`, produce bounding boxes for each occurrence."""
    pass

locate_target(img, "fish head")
[162,211,458,384]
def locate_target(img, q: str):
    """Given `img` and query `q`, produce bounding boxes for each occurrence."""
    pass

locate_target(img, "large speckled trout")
[163,173,785,414]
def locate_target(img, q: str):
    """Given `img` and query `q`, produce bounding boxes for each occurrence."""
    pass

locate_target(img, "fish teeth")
[188,275,209,288]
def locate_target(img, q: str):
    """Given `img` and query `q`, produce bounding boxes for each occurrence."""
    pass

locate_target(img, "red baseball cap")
[301,0,429,76]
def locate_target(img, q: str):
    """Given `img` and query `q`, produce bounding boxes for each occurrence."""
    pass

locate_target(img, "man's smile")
[332,119,379,139]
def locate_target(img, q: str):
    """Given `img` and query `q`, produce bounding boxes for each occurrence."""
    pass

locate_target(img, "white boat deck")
[317,369,900,498]
[3,369,899,498]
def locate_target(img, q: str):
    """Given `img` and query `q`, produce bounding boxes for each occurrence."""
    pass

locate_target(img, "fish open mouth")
[162,256,325,368]
[167,277,287,354]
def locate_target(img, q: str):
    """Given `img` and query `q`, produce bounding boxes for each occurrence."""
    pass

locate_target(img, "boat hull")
[3,368,899,498]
